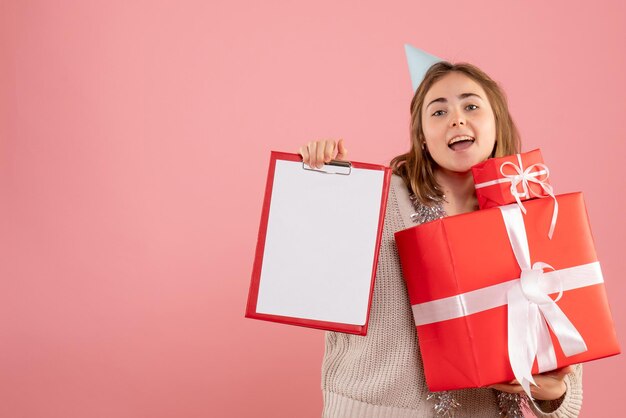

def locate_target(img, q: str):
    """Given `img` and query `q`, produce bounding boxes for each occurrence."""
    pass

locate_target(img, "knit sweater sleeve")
[529,364,583,418]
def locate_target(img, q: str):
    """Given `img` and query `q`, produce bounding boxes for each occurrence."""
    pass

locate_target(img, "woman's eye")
[466,104,478,111]
[432,110,445,116]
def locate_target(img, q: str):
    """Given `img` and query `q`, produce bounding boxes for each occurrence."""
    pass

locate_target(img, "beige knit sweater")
[321,174,583,418]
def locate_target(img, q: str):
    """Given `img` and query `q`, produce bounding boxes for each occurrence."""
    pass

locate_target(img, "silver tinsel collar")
[427,391,460,417]
[496,392,529,418]
[408,193,446,224]
[408,193,525,417]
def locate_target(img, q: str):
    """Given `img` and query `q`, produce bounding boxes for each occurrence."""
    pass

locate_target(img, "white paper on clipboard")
[254,156,387,326]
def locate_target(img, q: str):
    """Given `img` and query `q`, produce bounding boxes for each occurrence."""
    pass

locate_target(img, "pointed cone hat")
[404,44,443,93]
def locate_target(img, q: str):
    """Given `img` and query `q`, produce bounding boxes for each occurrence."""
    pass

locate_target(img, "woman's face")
[421,71,497,173]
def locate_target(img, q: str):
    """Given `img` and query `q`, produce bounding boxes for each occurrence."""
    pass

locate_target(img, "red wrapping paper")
[394,193,620,391]
[472,149,550,210]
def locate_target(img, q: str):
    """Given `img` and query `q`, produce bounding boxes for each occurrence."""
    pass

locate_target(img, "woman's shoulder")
[390,174,412,199]
[388,174,416,228]
[389,174,446,225]
[390,173,406,188]
[388,174,407,199]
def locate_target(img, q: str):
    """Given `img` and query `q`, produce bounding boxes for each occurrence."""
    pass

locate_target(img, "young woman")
[298,62,582,418]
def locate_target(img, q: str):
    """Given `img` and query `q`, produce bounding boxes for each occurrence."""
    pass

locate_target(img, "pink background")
[1,1,624,417]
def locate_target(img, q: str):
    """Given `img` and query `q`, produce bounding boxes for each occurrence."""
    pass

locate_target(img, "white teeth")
[448,135,475,145]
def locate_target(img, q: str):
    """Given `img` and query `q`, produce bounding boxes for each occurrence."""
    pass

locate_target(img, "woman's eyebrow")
[426,93,483,109]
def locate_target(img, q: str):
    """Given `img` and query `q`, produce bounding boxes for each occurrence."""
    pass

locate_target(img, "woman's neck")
[434,168,479,216]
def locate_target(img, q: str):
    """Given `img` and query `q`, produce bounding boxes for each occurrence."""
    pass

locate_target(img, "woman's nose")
[450,113,466,127]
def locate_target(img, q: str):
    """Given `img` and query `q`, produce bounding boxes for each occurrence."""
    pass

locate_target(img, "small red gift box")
[394,193,620,392]
[472,149,552,210]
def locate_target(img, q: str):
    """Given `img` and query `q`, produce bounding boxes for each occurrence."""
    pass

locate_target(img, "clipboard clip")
[302,159,352,175]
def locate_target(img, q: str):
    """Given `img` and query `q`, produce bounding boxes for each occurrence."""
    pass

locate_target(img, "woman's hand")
[488,365,572,401]
[298,139,348,169]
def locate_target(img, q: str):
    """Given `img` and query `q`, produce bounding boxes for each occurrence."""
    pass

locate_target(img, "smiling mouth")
[448,135,475,151]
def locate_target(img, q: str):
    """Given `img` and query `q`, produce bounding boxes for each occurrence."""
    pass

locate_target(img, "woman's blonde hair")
[390,61,521,205]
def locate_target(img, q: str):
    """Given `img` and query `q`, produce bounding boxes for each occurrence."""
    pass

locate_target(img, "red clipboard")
[245,152,391,335]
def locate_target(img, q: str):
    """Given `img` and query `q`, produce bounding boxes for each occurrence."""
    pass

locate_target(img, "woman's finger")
[336,138,348,160]
[316,140,326,168]
[299,146,310,166]
[547,365,573,377]
[323,140,336,163]
[308,141,318,168]
[488,383,523,393]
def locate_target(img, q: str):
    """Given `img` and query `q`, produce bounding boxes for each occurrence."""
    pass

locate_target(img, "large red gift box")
[394,193,620,391]
[472,149,552,210]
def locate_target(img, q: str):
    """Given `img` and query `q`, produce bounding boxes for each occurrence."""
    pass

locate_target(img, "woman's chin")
[434,165,474,176]
[436,158,480,174]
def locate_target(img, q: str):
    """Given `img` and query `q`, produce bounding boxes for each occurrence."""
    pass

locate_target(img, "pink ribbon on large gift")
[411,204,601,398]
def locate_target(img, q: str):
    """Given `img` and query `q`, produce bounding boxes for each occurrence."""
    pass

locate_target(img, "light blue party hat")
[404,44,443,92]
